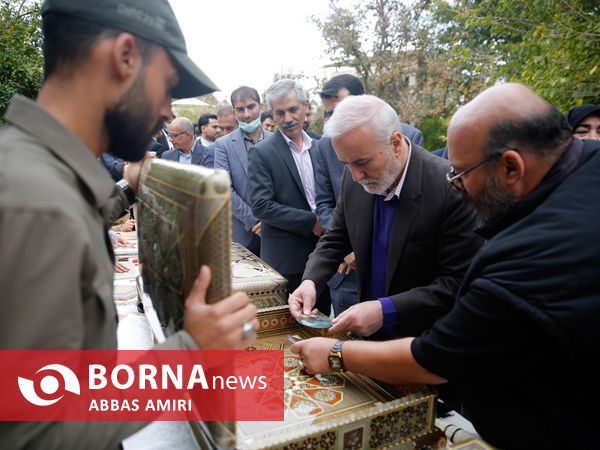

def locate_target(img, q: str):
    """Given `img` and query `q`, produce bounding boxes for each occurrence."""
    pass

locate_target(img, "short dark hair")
[42,12,157,80]
[230,86,260,107]
[319,74,364,99]
[198,113,217,128]
[261,111,273,122]
[217,105,233,118]
[486,103,572,160]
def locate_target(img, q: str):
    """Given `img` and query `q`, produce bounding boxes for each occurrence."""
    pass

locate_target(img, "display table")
[115,238,480,450]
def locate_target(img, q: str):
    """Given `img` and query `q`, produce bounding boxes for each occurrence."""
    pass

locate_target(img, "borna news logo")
[18,364,80,406]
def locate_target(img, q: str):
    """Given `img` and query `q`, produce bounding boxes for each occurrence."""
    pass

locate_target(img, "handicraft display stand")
[195,305,441,450]
[136,159,442,449]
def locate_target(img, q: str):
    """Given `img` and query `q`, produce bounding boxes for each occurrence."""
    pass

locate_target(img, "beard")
[104,72,164,162]
[463,172,518,225]
[359,152,403,195]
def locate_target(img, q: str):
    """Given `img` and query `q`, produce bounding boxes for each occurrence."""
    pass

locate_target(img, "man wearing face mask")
[214,86,273,255]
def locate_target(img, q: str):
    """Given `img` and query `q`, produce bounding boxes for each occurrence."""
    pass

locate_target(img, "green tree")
[0,0,43,123]
[420,115,449,152]
[434,0,600,111]
[313,0,487,127]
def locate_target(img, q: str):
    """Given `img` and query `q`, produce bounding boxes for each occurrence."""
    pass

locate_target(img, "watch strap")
[331,340,344,354]
[329,340,345,372]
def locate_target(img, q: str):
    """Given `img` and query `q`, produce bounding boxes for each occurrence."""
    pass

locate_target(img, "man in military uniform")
[0,0,257,447]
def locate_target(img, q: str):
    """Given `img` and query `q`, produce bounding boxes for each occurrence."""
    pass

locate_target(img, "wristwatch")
[117,179,136,207]
[328,340,345,372]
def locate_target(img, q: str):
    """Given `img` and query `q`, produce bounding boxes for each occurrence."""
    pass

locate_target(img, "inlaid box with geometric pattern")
[136,160,443,449]
[196,306,443,450]
[137,159,232,333]
[231,243,288,309]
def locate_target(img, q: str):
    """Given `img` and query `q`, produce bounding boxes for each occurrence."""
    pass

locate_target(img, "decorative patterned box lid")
[231,243,288,310]
[197,305,441,450]
[137,159,232,333]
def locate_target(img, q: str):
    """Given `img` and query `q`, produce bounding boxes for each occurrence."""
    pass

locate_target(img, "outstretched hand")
[184,265,258,349]
[288,279,318,318]
[290,337,337,375]
[328,300,383,336]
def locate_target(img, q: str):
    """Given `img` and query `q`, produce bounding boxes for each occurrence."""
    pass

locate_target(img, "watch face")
[328,356,342,370]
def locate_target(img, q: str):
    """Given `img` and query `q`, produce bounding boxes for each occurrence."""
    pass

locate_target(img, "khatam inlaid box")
[231,243,288,309]
[137,159,232,333]
[196,305,442,450]
[136,160,442,449]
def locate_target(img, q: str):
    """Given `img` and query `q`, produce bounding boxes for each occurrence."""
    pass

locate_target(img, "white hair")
[266,79,307,110]
[324,95,402,145]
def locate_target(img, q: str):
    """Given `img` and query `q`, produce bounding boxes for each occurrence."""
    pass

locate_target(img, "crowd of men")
[1,0,599,448]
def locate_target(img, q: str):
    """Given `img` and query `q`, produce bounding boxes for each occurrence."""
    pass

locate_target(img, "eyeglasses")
[323,110,334,120]
[446,149,513,191]
[168,130,187,139]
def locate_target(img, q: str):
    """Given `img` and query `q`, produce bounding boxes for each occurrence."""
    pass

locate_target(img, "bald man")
[161,117,206,165]
[293,83,600,449]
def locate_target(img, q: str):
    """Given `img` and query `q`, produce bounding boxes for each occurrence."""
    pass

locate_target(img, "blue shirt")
[177,148,193,164]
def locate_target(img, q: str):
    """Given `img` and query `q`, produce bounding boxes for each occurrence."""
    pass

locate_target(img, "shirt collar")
[382,135,412,200]
[280,129,312,152]
[242,127,264,144]
[4,95,117,210]
[176,145,194,157]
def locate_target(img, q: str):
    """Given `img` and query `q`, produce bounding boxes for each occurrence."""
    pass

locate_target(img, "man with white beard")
[289,95,482,339]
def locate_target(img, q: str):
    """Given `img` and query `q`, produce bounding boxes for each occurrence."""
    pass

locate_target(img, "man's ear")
[499,149,525,187]
[260,103,264,113]
[111,33,140,81]
[390,131,404,156]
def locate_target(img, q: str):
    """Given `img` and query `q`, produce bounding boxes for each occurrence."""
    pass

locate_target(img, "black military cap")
[41,0,218,98]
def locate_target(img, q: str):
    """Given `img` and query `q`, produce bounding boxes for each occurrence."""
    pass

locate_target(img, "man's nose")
[158,100,171,125]
[350,167,365,182]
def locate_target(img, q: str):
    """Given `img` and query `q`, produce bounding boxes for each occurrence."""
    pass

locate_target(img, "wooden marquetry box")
[231,243,288,309]
[137,159,232,333]
[196,305,440,450]
[136,159,441,449]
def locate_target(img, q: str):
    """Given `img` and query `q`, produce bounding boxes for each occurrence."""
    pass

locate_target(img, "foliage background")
[0,0,43,123]
[1,0,598,142]
[314,0,599,146]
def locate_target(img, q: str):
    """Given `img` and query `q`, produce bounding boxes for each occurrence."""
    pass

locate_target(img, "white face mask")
[237,117,262,133]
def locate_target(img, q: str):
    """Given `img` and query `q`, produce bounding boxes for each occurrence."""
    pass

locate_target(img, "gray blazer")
[315,123,424,229]
[248,130,320,276]
[304,145,483,337]
[160,143,205,165]
[202,142,215,167]
[214,127,272,252]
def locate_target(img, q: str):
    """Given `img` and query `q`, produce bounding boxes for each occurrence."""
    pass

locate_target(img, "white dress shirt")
[281,130,317,211]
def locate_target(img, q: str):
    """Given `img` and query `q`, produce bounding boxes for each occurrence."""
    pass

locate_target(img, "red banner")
[0,350,284,421]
